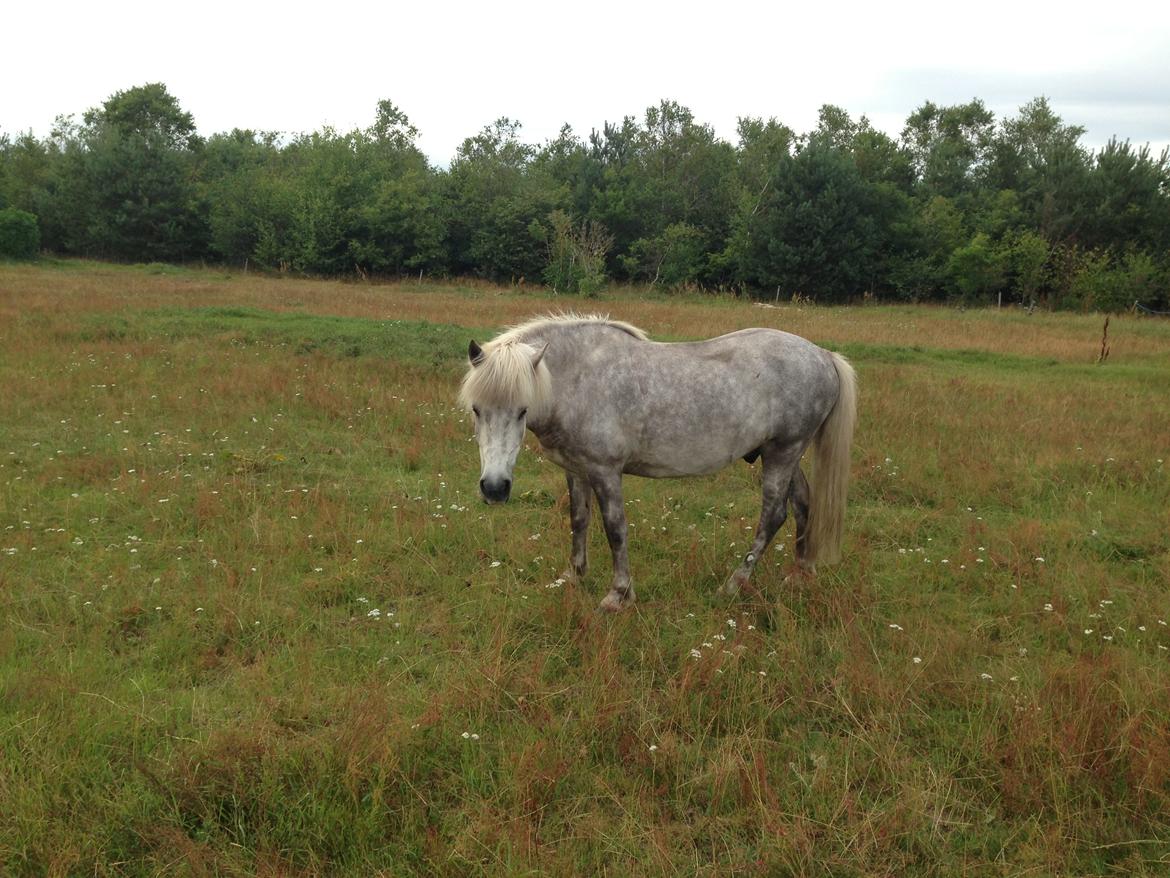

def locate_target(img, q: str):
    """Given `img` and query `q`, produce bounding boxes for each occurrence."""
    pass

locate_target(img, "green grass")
[2,263,1169,875]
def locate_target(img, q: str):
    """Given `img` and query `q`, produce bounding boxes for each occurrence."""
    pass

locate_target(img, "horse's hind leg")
[790,465,814,572]
[720,441,801,597]
[561,471,592,583]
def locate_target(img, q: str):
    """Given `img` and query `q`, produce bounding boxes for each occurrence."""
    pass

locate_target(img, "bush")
[946,233,1006,303]
[0,208,40,259]
[1063,249,1163,313]
[543,211,612,296]
[622,223,707,288]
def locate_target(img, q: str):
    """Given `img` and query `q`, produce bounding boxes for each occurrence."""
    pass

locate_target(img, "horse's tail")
[805,352,857,566]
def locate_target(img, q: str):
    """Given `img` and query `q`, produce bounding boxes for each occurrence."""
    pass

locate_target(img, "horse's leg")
[790,465,814,573]
[720,442,800,596]
[561,470,592,583]
[588,470,634,612]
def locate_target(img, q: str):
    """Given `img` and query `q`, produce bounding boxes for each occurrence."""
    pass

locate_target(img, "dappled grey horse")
[459,314,857,611]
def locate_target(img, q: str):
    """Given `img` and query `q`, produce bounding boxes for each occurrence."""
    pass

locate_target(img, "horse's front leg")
[588,470,634,612]
[561,470,592,584]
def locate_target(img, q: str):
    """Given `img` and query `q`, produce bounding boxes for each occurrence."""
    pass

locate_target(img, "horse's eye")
[518,408,527,420]
[472,406,480,417]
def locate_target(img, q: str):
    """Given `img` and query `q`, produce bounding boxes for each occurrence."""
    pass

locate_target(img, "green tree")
[79,83,208,260]
[902,100,996,198]
[730,141,898,300]
[445,118,559,280]
[1083,139,1170,253]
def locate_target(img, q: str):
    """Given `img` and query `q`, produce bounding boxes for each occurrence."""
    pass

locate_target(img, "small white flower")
[648,744,658,752]
[462,731,470,739]
[490,560,501,568]
[980,673,993,681]
[889,623,903,631]
[913,657,922,664]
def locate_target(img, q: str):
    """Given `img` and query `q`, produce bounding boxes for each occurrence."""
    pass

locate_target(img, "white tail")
[805,352,857,565]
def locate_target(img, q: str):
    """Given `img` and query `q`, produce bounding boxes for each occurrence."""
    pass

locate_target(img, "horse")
[458,313,857,612]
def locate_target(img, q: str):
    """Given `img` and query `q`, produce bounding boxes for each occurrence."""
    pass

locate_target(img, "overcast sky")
[5,0,1169,164]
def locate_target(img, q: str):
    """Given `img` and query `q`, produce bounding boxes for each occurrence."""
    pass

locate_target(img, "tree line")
[2,83,1168,310]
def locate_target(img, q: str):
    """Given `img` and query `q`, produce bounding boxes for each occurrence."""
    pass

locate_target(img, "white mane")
[458,313,648,415]
[490,312,649,347]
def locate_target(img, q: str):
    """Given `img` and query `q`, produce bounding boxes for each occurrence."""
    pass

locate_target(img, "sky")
[4,0,1169,164]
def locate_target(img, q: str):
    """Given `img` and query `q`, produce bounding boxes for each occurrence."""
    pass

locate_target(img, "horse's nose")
[480,478,511,503]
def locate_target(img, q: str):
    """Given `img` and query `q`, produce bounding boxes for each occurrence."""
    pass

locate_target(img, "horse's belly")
[624,450,736,479]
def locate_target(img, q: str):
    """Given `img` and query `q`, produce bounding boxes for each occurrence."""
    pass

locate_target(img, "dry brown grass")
[4,260,1169,364]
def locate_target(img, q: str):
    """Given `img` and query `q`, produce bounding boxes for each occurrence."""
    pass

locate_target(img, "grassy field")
[2,260,1169,876]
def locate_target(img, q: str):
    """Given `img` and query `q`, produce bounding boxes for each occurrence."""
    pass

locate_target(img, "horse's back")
[552,325,841,477]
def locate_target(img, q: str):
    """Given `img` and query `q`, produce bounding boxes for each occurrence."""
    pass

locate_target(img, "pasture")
[1,260,1169,876]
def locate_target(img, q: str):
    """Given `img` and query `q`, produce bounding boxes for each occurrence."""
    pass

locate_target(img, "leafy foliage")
[2,85,1169,309]
[0,207,39,258]
[543,210,612,295]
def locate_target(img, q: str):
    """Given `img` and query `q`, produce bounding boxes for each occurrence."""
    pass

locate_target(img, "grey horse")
[459,313,857,612]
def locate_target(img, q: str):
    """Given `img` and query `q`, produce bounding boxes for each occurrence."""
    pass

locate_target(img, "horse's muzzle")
[479,477,511,504]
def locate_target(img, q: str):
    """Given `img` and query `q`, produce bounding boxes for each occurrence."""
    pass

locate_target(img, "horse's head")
[461,339,549,504]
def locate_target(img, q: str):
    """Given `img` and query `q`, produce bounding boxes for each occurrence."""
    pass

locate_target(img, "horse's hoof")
[783,563,816,584]
[719,571,749,597]
[598,590,631,612]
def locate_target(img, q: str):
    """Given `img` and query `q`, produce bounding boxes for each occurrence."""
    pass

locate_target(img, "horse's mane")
[458,313,648,415]
[490,312,649,347]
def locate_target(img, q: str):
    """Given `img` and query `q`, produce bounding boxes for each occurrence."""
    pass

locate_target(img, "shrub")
[543,210,612,296]
[946,233,1007,304]
[0,208,40,259]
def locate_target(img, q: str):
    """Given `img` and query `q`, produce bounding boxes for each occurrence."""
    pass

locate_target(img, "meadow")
[1,260,1168,876]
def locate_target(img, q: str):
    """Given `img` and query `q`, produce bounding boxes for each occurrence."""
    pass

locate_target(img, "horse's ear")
[468,340,484,366]
[530,343,548,370]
